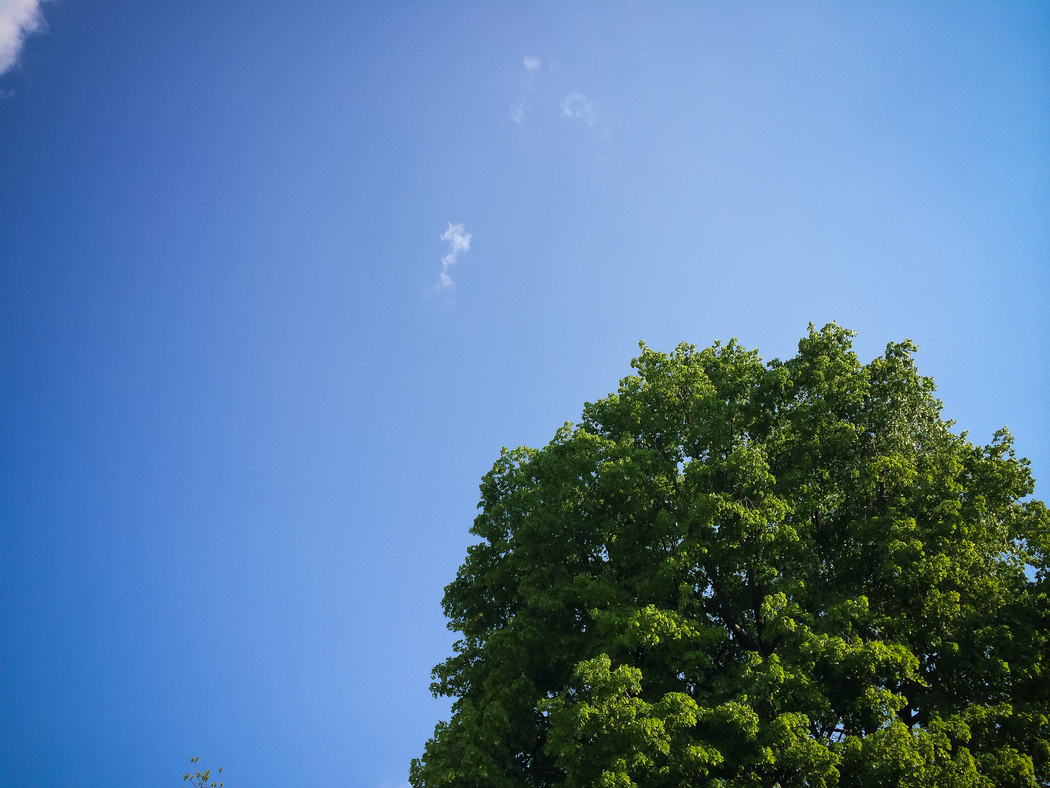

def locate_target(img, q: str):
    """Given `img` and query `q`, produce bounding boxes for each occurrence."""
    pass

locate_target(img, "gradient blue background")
[1,3,1047,787]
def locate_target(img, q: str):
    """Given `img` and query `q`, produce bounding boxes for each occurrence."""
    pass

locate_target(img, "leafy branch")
[183,757,223,788]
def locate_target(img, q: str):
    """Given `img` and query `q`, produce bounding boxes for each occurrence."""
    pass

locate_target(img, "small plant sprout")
[183,757,224,788]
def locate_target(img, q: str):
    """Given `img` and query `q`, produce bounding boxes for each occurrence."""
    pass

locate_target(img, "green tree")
[410,324,1049,788]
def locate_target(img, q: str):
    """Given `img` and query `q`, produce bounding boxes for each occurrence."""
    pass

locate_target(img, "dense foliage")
[411,324,1049,787]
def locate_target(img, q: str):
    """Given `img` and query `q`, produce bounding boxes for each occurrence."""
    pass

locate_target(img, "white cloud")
[439,222,471,289]
[0,0,47,77]
[511,56,544,124]
[561,93,599,126]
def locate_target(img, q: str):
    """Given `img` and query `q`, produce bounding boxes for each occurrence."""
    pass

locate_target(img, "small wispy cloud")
[511,56,542,124]
[439,222,471,289]
[561,93,599,126]
[0,0,47,78]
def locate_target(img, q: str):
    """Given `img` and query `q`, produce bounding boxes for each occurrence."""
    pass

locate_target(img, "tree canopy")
[410,324,1049,788]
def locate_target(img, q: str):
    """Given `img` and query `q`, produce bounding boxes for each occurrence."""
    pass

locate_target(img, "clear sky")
[1,2,1047,787]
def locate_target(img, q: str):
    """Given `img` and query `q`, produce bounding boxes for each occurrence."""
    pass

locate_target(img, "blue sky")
[1,2,1047,787]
